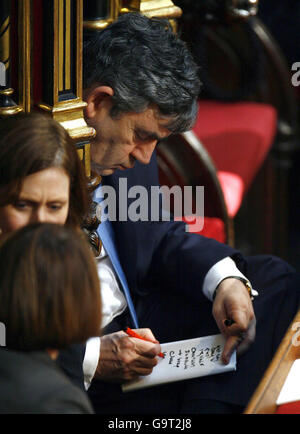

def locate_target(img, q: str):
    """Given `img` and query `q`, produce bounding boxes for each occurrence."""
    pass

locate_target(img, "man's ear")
[84,86,114,119]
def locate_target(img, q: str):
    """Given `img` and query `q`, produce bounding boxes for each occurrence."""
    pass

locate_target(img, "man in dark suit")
[79,12,300,413]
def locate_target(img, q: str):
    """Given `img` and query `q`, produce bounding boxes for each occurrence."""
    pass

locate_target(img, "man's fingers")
[134,353,159,369]
[222,319,248,337]
[134,328,159,343]
[215,305,255,337]
[96,331,162,382]
[221,335,240,364]
[123,343,161,379]
[222,319,256,364]
[134,339,162,359]
[236,320,256,356]
[126,328,162,357]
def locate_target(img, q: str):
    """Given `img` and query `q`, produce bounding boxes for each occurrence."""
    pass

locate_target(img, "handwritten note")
[122,334,236,392]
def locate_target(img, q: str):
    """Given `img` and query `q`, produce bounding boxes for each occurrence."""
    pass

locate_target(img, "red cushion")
[276,401,300,414]
[217,171,244,218]
[175,216,226,243]
[193,101,277,193]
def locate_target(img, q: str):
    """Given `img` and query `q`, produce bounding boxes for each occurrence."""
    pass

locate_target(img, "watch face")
[245,282,254,300]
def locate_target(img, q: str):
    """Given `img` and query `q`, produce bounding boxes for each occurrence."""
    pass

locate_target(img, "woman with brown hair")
[0,112,90,233]
[0,113,97,390]
[0,223,101,413]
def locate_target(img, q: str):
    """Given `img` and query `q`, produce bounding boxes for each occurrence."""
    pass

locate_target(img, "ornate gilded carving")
[0,1,23,117]
[34,0,101,254]
[120,0,182,19]
[83,0,120,30]
[18,0,31,113]
[36,0,95,171]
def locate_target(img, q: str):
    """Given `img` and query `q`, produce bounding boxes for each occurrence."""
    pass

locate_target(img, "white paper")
[122,334,236,392]
[276,359,300,405]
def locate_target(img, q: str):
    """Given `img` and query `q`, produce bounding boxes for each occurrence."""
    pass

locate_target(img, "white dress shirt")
[83,254,254,389]
[83,245,127,389]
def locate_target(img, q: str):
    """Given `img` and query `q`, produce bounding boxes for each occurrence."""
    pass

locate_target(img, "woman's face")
[0,167,70,237]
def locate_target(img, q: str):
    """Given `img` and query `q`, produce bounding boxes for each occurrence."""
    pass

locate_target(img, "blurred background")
[167,0,300,271]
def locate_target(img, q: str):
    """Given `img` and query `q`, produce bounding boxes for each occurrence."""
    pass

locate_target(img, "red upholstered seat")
[276,401,300,414]
[174,216,226,243]
[193,101,277,195]
[217,171,244,218]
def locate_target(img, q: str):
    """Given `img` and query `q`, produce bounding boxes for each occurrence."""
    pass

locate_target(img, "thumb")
[226,309,249,334]
[135,328,159,343]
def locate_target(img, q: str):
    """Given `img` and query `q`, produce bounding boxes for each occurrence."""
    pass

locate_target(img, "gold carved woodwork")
[0,0,101,254]
[244,309,300,414]
[0,0,23,116]
[36,0,101,255]
[83,1,182,31]
[83,0,120,30]
[18,0,31,113]
[120,0,182,19]
[36,0,95,180]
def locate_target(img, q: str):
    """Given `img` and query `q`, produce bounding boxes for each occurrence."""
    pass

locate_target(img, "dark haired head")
[0,223,101,351]
[83,12,201,133]
[0,113,90,228]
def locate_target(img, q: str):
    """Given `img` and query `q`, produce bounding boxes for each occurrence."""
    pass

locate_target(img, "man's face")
[86,93,172,176]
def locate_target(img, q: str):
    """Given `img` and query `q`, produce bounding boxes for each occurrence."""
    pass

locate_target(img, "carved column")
[33,0,101,254]
[34,0,94,172]
[0,0,23,117]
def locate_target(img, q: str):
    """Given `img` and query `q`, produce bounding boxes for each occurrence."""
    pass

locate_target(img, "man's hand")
[212,278,256,364]
[95,328,162,382]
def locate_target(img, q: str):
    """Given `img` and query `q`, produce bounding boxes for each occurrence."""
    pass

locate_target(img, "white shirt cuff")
[203,256,257,301]
[83,337,101,390]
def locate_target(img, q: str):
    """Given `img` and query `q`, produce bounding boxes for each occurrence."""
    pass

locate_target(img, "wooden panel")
[244,309,300,414]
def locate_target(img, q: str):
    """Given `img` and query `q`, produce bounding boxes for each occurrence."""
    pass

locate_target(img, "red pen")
[125,327,164,358]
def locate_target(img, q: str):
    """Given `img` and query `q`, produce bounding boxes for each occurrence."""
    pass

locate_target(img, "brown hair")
[0,223,101,351]
[0,113,90,228]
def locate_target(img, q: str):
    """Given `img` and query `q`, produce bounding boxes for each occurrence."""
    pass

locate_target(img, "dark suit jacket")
[57,151,299,412]
[102,151,244,314]
[0,348,94,414]
[88,153,300,412]
[59,151,244,387]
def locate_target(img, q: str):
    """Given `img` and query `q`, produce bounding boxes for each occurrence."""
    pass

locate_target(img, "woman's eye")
[14,201,28,210]
[49,204,62,211]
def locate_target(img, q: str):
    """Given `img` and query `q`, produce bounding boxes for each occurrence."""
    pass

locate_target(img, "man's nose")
[133,142,157,165]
